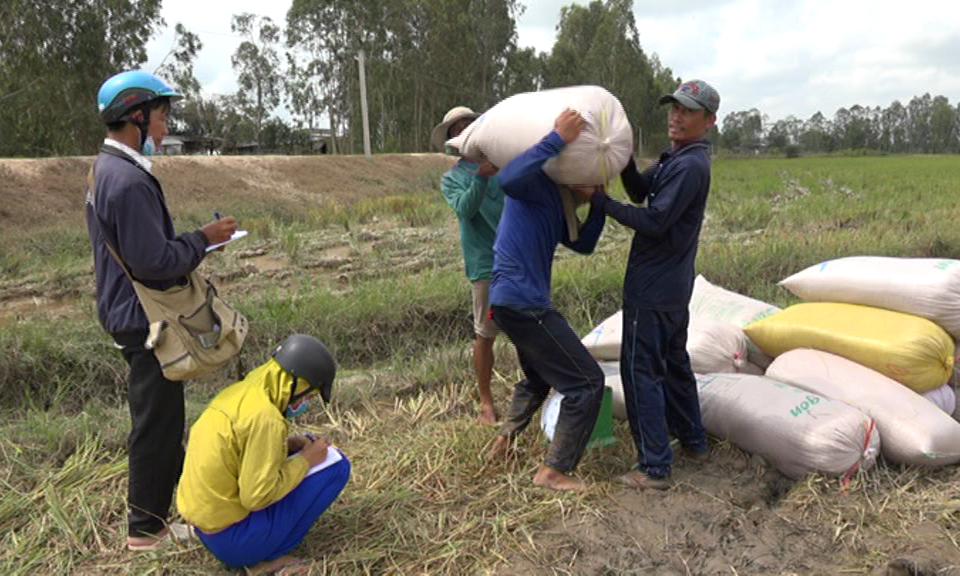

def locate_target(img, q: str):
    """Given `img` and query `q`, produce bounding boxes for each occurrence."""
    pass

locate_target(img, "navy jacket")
[85,144,209,334]
[490,131,606,310]
[601,140,711,310]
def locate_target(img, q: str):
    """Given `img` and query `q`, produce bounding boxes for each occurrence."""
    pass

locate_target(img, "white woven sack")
[922,383,957,414]
[581,310,622,361]
[696,372,880,479]
[582,312,757,375]
[688,319,751,374]
[765,349,960,467]
[446,85,633,185]
[780,257,960,339]
[689,275,780,368]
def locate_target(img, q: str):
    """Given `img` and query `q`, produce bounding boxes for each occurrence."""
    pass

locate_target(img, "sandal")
[126,522,195,551]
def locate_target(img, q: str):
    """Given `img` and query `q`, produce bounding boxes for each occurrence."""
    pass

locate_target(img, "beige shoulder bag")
[88,165,248,381]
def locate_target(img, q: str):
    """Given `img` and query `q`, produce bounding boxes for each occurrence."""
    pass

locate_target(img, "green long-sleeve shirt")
[441,160,504,282]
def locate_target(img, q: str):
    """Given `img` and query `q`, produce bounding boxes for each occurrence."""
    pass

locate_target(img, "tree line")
[1,0,957,158]
[722,95,960,156]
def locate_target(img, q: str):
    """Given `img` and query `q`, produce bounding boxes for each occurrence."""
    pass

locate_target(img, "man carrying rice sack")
[595,80,720,490]
[485,109,608,492]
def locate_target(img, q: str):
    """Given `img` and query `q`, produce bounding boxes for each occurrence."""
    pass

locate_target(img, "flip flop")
[126,522,195,551]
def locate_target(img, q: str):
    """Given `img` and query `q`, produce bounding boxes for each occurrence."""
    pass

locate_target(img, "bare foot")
[533,464,586,491]
[477,403,499,425]
[245,555,307,575]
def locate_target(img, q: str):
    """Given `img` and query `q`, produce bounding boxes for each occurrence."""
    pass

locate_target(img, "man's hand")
[476,160,499,177]
[201,216,238,246]
[300,435,331,467]
[554,109,587,143]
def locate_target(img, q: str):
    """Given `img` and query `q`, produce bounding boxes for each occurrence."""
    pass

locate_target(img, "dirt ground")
[2,155,958,576]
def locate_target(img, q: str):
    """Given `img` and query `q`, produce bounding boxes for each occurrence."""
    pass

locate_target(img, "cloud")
[515,0,960,124]
[151,0,960,127]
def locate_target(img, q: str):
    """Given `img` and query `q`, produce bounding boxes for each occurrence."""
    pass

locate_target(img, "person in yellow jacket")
[177,334,350,574]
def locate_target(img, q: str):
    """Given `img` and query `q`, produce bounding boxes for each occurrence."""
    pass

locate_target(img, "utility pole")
[357,49,372,160]
[637,126,643,158]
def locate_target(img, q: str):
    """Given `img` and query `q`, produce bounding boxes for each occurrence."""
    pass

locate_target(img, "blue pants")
[197,453,351,568]
[492,305,604,473]
[621,306,706,478]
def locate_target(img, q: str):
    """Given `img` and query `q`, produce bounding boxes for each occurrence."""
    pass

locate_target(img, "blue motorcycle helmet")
[97,70,182,125]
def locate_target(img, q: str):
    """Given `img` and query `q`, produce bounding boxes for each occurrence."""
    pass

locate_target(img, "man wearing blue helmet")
[84,69,240,551]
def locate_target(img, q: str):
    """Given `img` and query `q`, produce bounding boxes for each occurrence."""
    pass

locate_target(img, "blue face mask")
[284,398,310,419]
[141,136,156,156]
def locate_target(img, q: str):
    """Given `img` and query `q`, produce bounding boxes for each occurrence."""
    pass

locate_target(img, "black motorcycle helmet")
[272,334,336,404]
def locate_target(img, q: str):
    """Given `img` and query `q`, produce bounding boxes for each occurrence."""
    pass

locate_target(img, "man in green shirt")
[433,106,505,424]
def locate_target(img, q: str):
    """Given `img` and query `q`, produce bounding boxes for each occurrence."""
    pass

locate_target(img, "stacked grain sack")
[580,278,884,479]
[751,257,960,467]
[445,85,633,185]
[582,275,776,374]
[581,309,759,375]
[695,373,879,479]
[581,276,780,422]
[687,275,780,370]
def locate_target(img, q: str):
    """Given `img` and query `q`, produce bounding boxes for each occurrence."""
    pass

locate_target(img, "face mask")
[141,136,156,156]
[284,398,310,419]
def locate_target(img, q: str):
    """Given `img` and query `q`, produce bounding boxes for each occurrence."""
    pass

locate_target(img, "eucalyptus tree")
[231,13,284,151]
[906,94,933,153]
[0,0,163,156]
[928,95,958,153]
[880,100,908,153]
[721,109,764,154]
[154,22,205,135]
[287,0,526,153]
[542,0,677,154]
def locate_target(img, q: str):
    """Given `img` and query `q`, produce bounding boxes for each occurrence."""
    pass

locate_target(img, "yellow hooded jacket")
[176,359,311,533]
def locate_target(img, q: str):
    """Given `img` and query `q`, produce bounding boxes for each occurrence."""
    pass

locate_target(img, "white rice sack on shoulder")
[766,349,960,467]
[780,257,960,339]
[446,85,633,185]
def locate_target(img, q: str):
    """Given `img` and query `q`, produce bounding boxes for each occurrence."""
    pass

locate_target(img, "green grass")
[3,154,960,574]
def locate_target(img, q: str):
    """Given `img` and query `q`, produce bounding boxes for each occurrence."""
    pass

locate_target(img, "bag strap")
[87,162,139,285]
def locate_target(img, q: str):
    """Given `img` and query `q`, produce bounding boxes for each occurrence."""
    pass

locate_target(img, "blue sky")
[145,0,960,126]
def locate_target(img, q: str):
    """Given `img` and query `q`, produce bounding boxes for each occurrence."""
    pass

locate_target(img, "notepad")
[205,230,249,252]
[306,446,343,476]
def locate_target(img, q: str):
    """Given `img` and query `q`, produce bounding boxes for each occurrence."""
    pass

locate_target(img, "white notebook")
[206,229,249,252]
[306,446,343,476]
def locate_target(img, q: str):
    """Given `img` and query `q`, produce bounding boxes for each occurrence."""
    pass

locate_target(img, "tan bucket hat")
[431,106,479,152]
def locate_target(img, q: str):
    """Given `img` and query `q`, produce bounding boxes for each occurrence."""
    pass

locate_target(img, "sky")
[145,0,960,127]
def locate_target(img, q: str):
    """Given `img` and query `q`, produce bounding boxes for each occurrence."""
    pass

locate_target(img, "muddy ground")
[1,154,958,575]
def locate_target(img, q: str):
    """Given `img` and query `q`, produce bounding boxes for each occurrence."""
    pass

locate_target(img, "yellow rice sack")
[744,302,954,392]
